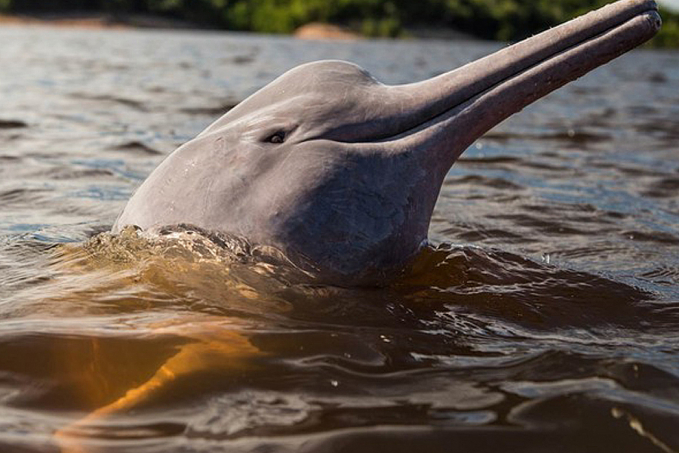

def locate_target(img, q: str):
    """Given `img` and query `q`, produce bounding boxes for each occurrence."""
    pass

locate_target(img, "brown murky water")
[1,25,679,453]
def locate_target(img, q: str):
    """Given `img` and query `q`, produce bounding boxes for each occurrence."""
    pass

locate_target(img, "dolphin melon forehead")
[201,61,383,134]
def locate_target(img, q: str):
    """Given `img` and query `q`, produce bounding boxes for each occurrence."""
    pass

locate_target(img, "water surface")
[1,25,679,453]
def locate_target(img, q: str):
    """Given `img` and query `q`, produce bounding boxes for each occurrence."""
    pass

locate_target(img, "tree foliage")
[1,0,677,46]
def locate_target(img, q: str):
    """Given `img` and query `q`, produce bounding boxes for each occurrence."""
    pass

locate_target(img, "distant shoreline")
[0,12,203,31]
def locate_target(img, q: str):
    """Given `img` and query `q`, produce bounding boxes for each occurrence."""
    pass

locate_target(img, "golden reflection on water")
[32,227,294,453]
[55,327,260,453]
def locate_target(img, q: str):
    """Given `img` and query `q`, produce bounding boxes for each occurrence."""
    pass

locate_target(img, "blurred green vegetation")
[0,0,677,46]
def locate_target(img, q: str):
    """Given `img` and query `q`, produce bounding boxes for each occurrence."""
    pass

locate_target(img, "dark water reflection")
[0,26,678,453]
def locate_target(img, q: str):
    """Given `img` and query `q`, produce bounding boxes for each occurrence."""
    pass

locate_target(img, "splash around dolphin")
[113,0,661,285]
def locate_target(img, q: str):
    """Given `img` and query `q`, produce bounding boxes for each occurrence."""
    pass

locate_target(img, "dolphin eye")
[266,131,286,144]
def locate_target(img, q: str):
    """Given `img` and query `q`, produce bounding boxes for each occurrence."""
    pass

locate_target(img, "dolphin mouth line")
[359,1,660,146]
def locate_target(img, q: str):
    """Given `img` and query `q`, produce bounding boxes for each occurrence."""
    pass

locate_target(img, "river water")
[0,25,678,453]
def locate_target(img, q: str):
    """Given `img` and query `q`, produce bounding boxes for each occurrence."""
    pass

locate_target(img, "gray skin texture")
[113,0,660,285]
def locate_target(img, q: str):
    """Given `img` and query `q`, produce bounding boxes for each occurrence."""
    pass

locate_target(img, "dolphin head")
[113,0,660,284]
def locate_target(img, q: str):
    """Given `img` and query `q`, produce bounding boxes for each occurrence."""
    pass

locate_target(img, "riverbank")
[0,12,200,30]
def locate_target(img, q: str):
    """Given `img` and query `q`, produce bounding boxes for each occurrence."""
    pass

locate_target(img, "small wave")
[34,167,115,180]
[639,266,679,285]
[642,177,679,199]
[0,119,28,129]
[180,100,240,116]
[622,230,679,246]
[0,188,48,206]
[112,140,163,156]
[445,174,525,191]
[483,130,610,145]
[70,93,148,111]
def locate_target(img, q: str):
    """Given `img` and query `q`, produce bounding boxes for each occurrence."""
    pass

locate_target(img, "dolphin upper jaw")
[350,1,660,155]
[113,0,660,285]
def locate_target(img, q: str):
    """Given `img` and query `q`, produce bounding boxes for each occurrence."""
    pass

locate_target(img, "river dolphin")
[113,0,661,285]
